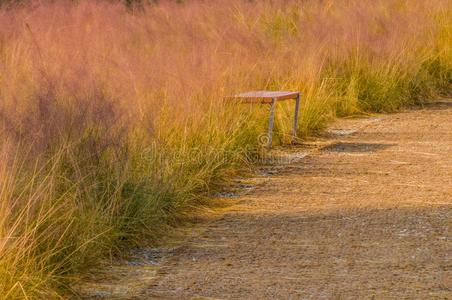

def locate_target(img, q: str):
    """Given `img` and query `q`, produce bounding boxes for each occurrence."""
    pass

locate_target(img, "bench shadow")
[321,142,395,153]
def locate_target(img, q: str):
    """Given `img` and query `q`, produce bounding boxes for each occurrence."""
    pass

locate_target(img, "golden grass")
[0,0,450,298]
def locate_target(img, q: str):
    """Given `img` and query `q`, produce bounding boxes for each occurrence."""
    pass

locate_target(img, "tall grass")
[0,0,450,298]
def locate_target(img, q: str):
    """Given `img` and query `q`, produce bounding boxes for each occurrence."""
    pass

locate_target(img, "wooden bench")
[225,91,301,148]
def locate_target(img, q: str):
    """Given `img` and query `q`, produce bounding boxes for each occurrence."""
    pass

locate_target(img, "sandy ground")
[80,102,452,299]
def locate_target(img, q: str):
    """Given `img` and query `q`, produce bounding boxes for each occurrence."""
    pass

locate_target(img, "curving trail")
[81,103,452,299]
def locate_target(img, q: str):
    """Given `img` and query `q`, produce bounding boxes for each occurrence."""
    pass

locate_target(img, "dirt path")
[81,103,452,299]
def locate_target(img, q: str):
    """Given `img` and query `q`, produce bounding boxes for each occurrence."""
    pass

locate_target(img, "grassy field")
[0,0,450,298]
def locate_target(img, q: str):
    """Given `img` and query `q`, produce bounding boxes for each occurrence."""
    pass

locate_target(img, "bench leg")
[292,94,301,142]
[267,98,276,149]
